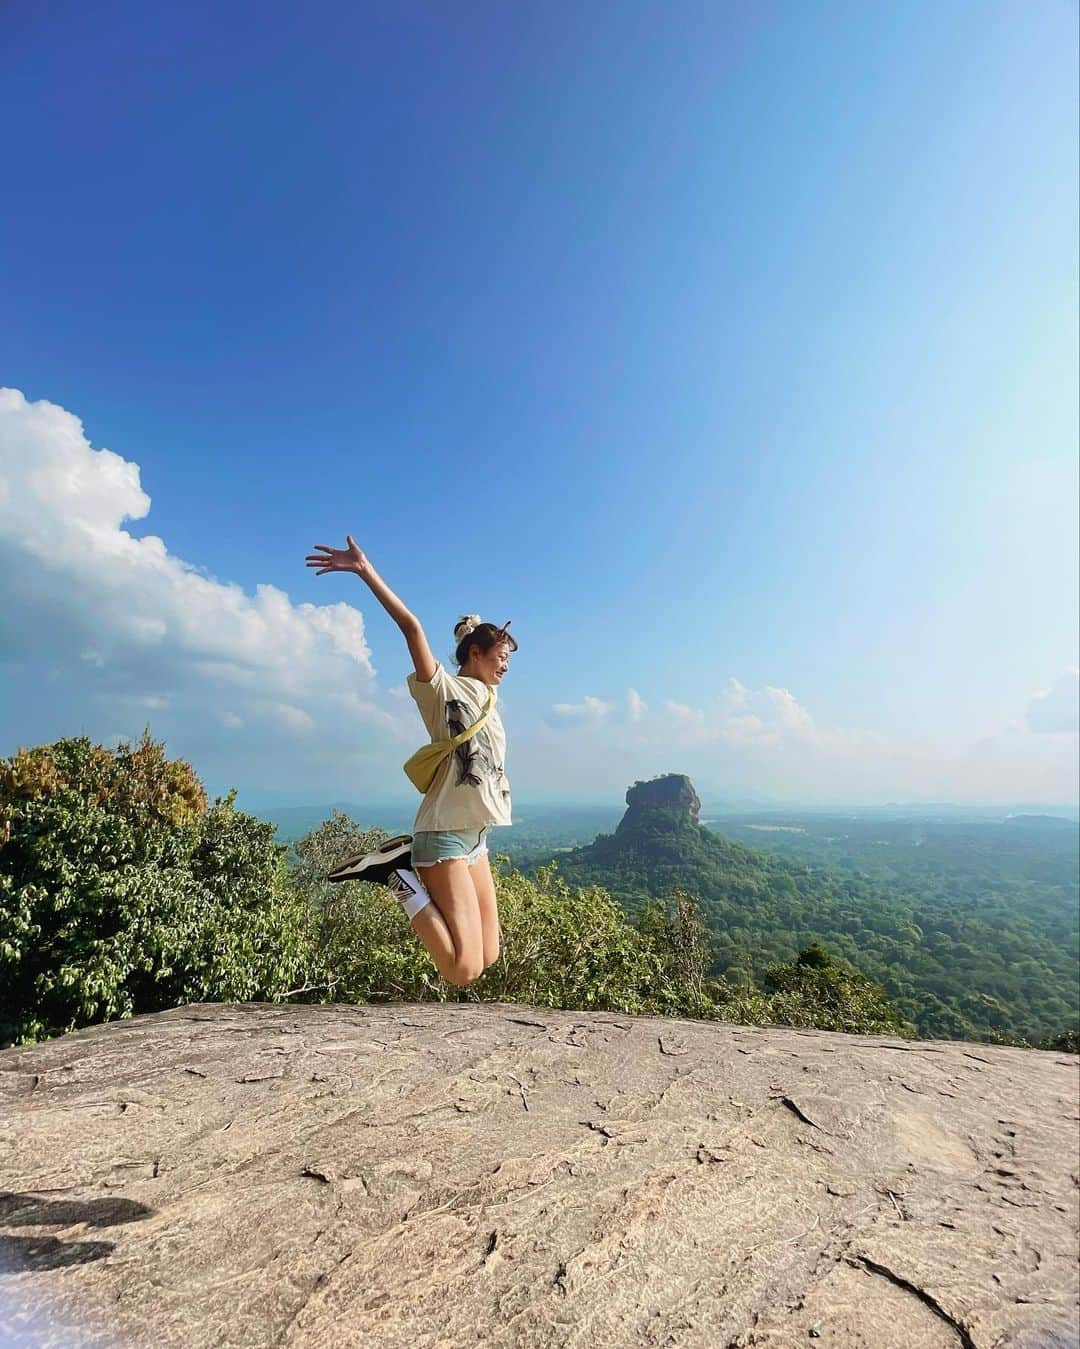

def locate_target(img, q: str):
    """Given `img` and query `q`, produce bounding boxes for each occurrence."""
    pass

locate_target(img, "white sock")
[387,868,431,919]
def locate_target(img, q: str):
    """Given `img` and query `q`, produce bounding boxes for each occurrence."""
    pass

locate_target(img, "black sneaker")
[327,834,413,885]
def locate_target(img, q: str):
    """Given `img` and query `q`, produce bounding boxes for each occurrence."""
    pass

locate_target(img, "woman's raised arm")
[306,535,437,682]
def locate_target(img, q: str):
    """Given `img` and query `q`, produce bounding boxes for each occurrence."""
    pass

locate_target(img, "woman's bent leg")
[406,902,460,985]
[467,852,501,969]
[415,858,485,985]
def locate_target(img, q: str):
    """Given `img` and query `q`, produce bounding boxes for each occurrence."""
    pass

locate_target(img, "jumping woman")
[305,534,516,988]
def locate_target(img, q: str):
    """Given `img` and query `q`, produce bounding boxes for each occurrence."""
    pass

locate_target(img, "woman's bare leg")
[468,852,501,968]
[406,900,460,985]
[412,858,485,985]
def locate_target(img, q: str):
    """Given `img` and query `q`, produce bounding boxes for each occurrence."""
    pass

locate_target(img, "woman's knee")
[447,955,480,987]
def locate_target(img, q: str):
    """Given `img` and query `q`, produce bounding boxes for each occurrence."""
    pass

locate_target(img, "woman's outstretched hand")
[307,536,425,662]
[306,535,369,577]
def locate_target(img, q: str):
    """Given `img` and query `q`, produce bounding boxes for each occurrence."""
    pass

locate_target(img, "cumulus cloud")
[0,388,415,796]
[4,388,1074,808]
[664,700,706,724]
[716,680,817,744]
[548,678,828,747]
[649,680,821,747]
[1026,669,1079,734]
[533,667,1077,802]
[549,695,613,724]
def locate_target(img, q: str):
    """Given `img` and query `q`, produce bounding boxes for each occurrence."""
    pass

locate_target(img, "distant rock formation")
[619,772,701,829]
[2,1002,1077,1347]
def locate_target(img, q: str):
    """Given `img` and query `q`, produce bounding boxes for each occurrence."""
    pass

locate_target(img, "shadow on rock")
[0,1192,155,1273]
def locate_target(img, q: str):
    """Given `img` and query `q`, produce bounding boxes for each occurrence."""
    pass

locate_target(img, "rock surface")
[0,1001,1077,1349]
[620,775,701,827]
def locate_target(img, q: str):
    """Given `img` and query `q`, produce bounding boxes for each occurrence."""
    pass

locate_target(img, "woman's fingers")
[305,539,358,574]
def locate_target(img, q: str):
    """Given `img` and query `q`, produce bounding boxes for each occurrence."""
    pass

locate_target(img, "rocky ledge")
[0,1002,1077,1348]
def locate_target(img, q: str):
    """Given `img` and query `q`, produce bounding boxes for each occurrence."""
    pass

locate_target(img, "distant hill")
[543,775,1079,1048]
[254,801,627,850]
[1000,813,1079,832]
[555,774,790,913]
[253,802,414,843]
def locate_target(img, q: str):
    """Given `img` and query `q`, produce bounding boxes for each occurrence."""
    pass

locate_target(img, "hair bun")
[454,614,482,641]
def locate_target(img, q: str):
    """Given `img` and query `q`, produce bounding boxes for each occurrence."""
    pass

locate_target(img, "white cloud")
[664,699,706,724]
[1027,669,1079,734]
[552,678,850,752]
[713,680,817,744]
[725,677,751,708]
[112,693,170,710]
[539,668,1078,802]
[269,703,317,734]
[0,388,375,681]
[549,695,613,724]
[3,388,1074,809]
[0,388,416,796]
[650,681,821,747]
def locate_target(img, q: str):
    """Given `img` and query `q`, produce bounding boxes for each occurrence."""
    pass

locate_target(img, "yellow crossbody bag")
[403,684,496,794]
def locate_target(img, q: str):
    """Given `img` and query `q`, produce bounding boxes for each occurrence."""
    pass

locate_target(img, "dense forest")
[262,789,1079,1047]
[4,741,1075,1051]
[526,787,1079,1047]
[0,735,920,1048]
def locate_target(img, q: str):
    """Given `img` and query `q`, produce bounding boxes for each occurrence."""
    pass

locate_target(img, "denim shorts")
[412,827,490,869]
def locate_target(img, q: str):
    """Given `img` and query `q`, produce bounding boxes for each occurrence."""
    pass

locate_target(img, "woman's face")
[467,640,511,685]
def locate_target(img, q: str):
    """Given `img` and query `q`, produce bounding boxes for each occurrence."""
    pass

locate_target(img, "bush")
[0,732,309,1046]
[633,884,718,1018]
[474,861,667,1013]
[287,842,915,1039]
[750,942,916,1037]
[287,843,673,1013]
[1039,1025,1079,1054]
[285,810,454,1004]
[0,751,927,1049]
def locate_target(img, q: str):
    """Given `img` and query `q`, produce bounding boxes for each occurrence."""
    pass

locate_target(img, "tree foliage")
[0,732,307,1046]
[756,941,915,1036]
[0,736,1001,1051]
[1038,1026,1079,1054]
[546,807,1077,1045]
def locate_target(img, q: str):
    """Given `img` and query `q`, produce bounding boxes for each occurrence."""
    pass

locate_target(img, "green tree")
[1038,1025,1079,1054]
[634,885,717,1018]
[286,844,704,1017]
[0,732,309,1046]
[752,942,916,1037]
[286,811,455,1005]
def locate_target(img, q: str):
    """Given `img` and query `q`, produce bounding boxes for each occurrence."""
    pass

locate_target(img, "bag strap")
[445,684,496,749]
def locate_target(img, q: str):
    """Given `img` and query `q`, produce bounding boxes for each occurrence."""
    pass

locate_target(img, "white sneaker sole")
[327,834,413,884]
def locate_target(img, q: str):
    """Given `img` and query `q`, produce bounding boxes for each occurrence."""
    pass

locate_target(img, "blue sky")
[1,0,1077,809]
